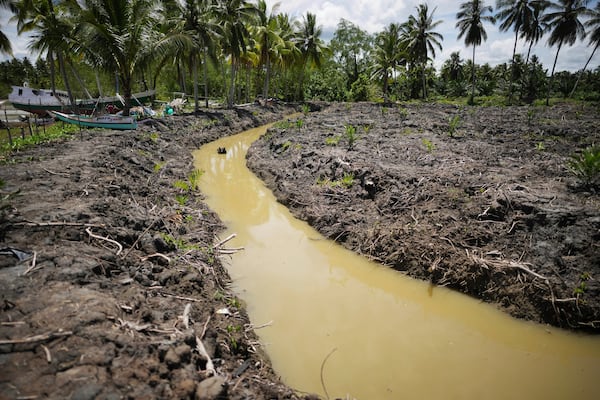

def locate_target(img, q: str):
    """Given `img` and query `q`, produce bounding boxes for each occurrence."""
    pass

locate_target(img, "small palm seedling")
[567,145,600,189]
[422,138,435,153]
[301,104,310,115]
[345,124,358,149]
[448,114,461,137]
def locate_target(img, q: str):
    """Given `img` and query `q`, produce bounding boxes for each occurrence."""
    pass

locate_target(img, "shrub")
[568,145,600,189]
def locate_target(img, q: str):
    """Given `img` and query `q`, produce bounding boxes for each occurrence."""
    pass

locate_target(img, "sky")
[1,0,598,73]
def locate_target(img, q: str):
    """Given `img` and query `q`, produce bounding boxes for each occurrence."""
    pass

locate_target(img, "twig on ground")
[196,335,216,376]
[182,303,192,330]
[23,251,37,275]
[123,219,158,258]
[0,330,73,345]
[140,253,171,263]
[15,220,105,228]
[471,253,550,281]
[41,344,51,363]
[157,291,202,303]
[85,227,123,256]
[200,315,211,339]
[244,320,273,333]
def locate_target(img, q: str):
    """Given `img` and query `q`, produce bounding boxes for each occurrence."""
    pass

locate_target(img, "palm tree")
[214,0,258,107]
[253,0,285,99]
[543,0,587,105]
[13,0,78,106]
[371,23,404,101]
[521,1,549,66]
[496,0,536,103]
[570,2,600,96]
[402,3,443,99]
[175,0,220,111]
[295,12,329,100]
[0,0,16,56]
[77,0,180,115]
[456,0,496,104]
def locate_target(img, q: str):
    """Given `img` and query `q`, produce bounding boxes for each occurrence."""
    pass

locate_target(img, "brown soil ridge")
[0,104,313,399]
[247,102,600,333]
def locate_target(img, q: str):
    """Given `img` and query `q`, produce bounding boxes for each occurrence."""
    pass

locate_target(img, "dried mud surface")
[247,102,600,332]
[0,104,314,399]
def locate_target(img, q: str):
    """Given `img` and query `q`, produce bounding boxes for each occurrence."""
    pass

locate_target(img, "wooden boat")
[8,84,155,116]
[48,110,137,130]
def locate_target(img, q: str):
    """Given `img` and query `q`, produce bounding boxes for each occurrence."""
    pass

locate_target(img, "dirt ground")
[247,102,600,332]
[0,104,315,399]
[1,101,598,400]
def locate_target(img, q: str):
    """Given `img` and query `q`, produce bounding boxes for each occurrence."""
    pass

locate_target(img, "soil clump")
[247,102,600,332]
[0,104,311,399]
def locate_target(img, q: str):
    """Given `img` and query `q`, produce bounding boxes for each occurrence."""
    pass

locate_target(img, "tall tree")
[253,0,284,99]
[371,23,404,101]
[0,0,16,56]
[570,2,600,96]
[521,0,549,65]
[77,0,179,115]
[496,0,536,103]
[295,12,328,100]
[456,0,496,104]
[402,3,444,99]
[544,0,587,105]
[330,19,373,88]
[214,0,258,107]
[13,0,78,106]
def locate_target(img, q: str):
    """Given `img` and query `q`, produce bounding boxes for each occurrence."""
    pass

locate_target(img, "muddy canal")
[194,123,600,400]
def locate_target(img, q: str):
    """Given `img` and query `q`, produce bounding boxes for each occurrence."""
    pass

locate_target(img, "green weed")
[345,124,358,149]
[325,135,341,146]
[422,138,435,152]
[301,104,310,115]
[448,115,461,137]
[567,145,600,189]
[175,194,188,206]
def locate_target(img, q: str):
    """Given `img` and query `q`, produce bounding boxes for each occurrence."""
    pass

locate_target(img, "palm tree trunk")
[546,42,562,106]
[422,64,427,99]
[470,45,476,104]
[569,43,598,98]
[263,51,271,99]
[57,52,75,110]
[508,30,519,105]
[203,47,209,108]
[228,59,236,108]
[192,53,199,114]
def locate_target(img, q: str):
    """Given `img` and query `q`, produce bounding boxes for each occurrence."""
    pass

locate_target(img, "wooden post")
[3,108,12,147]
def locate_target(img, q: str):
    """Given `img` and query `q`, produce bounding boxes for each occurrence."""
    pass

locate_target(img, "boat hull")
[48,111,137,130]
[8,86,155,116]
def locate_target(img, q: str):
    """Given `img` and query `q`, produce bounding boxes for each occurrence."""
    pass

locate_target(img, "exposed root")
[85,227,123,256]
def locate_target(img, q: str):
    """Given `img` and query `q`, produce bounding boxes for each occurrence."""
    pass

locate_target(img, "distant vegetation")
[0,0,597,107]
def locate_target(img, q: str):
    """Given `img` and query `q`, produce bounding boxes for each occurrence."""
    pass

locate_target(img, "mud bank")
[0,104,312,399]
[247,102,600,332]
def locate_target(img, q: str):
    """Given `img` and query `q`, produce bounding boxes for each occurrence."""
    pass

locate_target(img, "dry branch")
[0,330,73,345]
[85,227,123,256]
[471,253,549,281]
[196,335,216,376]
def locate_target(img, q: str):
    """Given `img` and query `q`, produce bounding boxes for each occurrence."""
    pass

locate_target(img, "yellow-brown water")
[194,123,600,400]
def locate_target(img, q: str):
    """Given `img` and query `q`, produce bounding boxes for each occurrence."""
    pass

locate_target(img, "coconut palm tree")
[12,0,78,106]
[371,23,404,101]
[295,12,329,100]
[521,0,549,66]
[0,0,16,56]
[570,2,600,96]
[456,0,496,104]
[544,0,587,105]
[496,0,537,103]
[77,0,184,115]
[402,3,443,99]
[252,0,285,99]
[214,0,258,107]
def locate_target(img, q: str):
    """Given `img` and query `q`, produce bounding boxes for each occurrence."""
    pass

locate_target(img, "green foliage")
[345,124,358,149]
[301,104,310,115]
[422,138,435,152]
[535,142,545,151]
[296,119,304,128]
[567,145,600,189]
[153,162,165,172]
[173,180,190,191]
[325,135,341,146]
[175,194,188,206]
[1,123,78,154]
[187,169,204,191]
[317,173,355,188]
[448,114,461,137]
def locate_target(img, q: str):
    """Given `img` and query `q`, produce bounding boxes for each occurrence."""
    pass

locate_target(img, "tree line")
[0,0,598,112]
